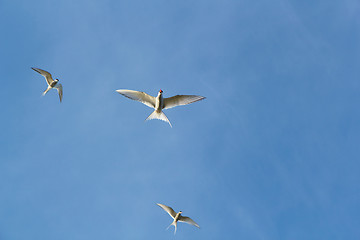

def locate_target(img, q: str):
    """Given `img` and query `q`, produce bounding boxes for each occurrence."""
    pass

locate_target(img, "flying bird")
[31,67,63,102]
[115,89,205,127]
[157,203,200,235]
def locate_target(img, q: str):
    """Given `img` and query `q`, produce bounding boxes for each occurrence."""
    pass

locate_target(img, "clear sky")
[0,0,359,239]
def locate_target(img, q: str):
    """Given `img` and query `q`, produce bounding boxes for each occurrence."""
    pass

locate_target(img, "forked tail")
[43,86,51,96]
[145,110,172,127]
[166,221,177,235]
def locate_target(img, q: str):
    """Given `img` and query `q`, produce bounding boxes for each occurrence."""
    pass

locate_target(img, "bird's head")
[55,78,59,82]
[179,211,183,214]
[159,89,163,93]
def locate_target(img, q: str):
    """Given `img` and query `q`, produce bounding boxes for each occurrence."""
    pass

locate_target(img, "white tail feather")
[145,110,172,127]
[166,221,177,235]
[42,86,51,96]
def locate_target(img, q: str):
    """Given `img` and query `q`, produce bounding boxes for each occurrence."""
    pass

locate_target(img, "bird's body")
[116,89,205,127]
[157,203,200,235]
[154,90,164,111]
[31,67,63,102]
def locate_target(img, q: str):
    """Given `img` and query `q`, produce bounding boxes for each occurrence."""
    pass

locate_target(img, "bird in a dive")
[31,67,63,102]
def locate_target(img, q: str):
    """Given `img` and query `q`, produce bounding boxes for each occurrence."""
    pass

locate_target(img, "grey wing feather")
[116,89,156,108]
[178,216,200,228]
[157,203,177,218]
[56,83,63,102]
[163,95,206,109]
[31,67,54,85]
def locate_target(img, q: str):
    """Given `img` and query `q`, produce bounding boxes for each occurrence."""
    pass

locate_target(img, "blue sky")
[0,0,359,239]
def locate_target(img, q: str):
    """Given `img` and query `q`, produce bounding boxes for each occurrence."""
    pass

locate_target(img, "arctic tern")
[157,203,200,235]
[31,67,63,102]
[116,89,205,127]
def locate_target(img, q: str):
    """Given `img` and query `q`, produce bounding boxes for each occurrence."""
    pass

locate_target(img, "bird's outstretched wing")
[178,216,200,228]
[31,67,54,85]
[116,89,156,108]
[163,95,205,109]
[157,203,177,219]
[55,83,63,102]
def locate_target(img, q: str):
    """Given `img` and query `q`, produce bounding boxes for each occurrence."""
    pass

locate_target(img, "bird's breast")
[155,95,163,111]
[174,213,181,221]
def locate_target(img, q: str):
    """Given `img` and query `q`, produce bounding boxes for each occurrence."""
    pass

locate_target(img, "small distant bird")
[157,203,200,235]
[115,89,205,127]
[31,67,63,102]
